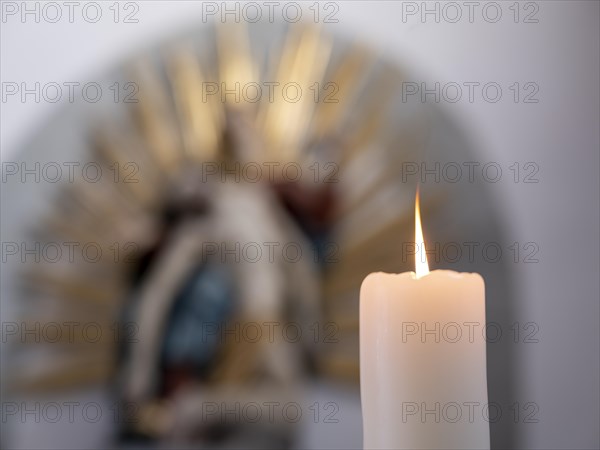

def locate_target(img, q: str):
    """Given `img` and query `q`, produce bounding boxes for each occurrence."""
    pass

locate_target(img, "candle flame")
[415,189,429,278]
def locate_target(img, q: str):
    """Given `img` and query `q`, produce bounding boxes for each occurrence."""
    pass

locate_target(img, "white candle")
[360,193,490,450]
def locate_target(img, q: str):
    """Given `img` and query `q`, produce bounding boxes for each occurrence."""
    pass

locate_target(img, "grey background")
[1,2,599,449]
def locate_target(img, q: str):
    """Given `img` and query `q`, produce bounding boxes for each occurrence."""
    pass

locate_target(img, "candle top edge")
[364,269,483,280]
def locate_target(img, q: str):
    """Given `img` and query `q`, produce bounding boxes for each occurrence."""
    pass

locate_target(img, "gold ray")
[92,125,165,210]
[167,47,224,162]
[337,67,401,167]
[23,269,126,308]
[216,22,258,109]
[259,25,333,162]
[129,59,184,175]
[309,44,372,142]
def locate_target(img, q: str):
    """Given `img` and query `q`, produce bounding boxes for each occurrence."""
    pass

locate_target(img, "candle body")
[360,270,489,450]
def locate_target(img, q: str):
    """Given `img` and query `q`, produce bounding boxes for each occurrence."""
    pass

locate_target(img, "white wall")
[2,2,599,448]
